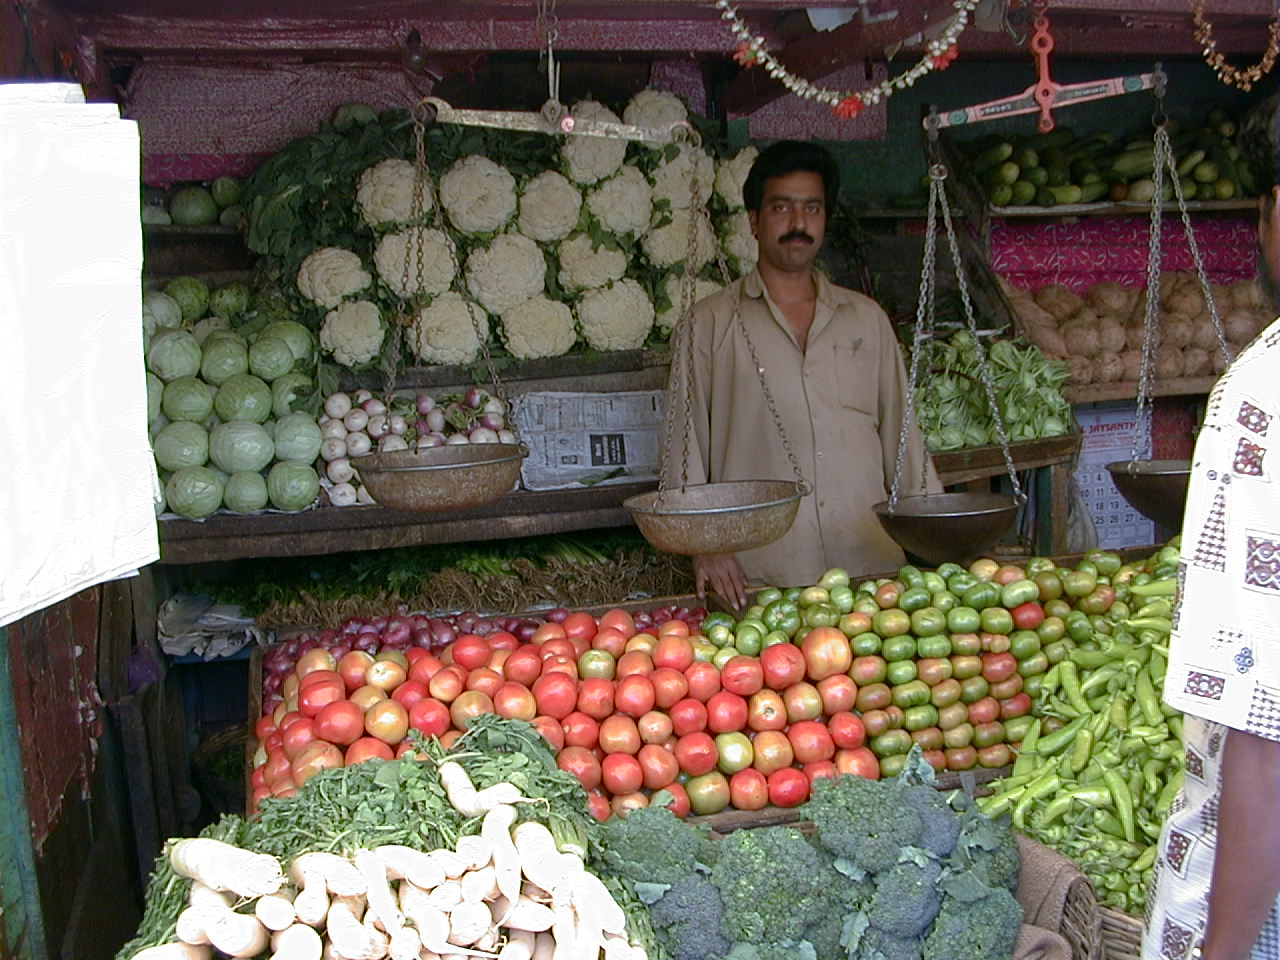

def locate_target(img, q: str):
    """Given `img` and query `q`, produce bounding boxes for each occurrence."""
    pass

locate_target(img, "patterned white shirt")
[1143,316,1280,960]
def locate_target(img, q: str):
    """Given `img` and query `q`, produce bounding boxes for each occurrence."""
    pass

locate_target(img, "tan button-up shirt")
[663,268,940,586]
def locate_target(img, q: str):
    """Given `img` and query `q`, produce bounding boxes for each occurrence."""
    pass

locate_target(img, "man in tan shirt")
[665,140,939,604]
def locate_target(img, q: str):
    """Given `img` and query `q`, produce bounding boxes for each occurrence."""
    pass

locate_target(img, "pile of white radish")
[130,763,646,960]
[318,388,517,508]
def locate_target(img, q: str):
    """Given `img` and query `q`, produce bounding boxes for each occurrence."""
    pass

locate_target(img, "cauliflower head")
[577,278,654,351]
[465,232,547,315]
[440,155,517,235]
[651,144,714,210]
[373,227,455,298]
[715,146,758,210]
[355,158,429,227]
[642,208,717,269]
[409,292,489,366]
[500,294,576,359]
[721,210,758,276]
[587,165,653,237]
[623,88,688,138]
[657,273,723,332]
[518,170,582,243]
[320,299,384,368]
[562,100,627,185]
[297,247,372,308]
[558,232,628,291]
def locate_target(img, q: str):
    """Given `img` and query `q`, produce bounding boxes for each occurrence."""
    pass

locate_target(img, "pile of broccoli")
[589,752,1025,960]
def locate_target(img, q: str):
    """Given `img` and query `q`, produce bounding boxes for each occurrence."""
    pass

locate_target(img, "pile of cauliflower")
[294,89,760,369]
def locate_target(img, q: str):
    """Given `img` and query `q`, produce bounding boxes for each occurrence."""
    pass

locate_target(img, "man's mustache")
[778,230,815,244]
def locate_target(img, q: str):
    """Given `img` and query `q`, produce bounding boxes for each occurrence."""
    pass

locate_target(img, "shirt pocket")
[835,340,877,415]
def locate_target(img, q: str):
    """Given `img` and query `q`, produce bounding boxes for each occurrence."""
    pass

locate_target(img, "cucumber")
[1109,147,1156,181]
[1178,175,1197,199]
[981,160,1022,188]
[1078,170,1103,186]
[1048,184,1084,205]
[1035,186,1058,207]
[1010,180,1038,206]
[1238,163,1259,196]
[987,183,1015,206]
[1022,166,1049,186]
[1011,146,1040,169]
[1192,160,1219,183]
[1195,181,1218,201]
[972,142,1014,175]
[1176,149,1206,177]
[1214,178,1237,200]
[1046,164,1071,187]
[1040,146,1069,167]
[1079,181,1109,203]
[1127,178,1157,203]
[1070,157,1099,182]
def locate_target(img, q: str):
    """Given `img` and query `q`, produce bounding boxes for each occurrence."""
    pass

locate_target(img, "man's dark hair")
[1238,93,1279,196]
[742,140,840,213]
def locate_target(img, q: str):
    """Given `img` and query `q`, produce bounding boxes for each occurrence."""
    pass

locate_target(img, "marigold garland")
[1191,0,1280,92]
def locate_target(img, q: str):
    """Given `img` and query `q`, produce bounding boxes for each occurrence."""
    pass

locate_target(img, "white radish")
[292,852,366,897]
[423,879,463,913]
[354,849,404,934]
[572,872,625,936]
[291,868,330,928]
[269,924,323,960]
[167,838,285,899]
[204,909,270,958]
[175,906,220,945]
[387,925,422,960]
[548,901,577,960]
[480,805,521,912]
[255,893,298,931]
[326,899,387,960]
[530,933,555,960]
[447,901,493,946]
[602,936,631,960]
[521,882,551,903]
[502,898,555,933]
[130,943,212,960]
[187,884,233,910]
[511,824,576,894]
[399,883,497,959]
[497,930,537,960]
[475,929,500,953]
[460,865,498,904]
[375,845,446,890]
[455,835,493,872]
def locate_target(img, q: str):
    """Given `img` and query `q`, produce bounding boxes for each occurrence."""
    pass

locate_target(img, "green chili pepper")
[1124,617,1172,635]
[1104,768,1136,841]
[1134,599,1173,619]
[1012,771,1061,829]
[1092,809,1127,838]
[1151,740,1181,761]
[1149,648,1167,681]
[1166,714,1183,742]
[1069,647,1114,669]
[1109,693,1131,731]
[1036,715,1087,755]
[1156,768,1183,813]
[1060,661,1093,716]
[1135,665,1163,726]
[1039,785,1113,827]
[1128,579,1176,597]
[1012,719,1042,778]
[1070,729,1094,774]
[1080,662,1123,697]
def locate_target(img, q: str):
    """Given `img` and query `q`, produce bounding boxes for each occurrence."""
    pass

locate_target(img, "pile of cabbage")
[242,89,760,372]
[144,276,323,519]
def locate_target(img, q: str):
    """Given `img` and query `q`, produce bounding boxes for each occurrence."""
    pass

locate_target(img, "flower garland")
[716,0,978,119]
[1191,0,1280,92]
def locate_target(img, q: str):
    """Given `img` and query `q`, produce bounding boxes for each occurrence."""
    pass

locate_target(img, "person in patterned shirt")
[1142,95,1280,960]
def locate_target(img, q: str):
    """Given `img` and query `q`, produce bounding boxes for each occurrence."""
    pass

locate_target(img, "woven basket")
[1061,875,1108,960]
[193,724,248,816]
[1100,905,1145,960]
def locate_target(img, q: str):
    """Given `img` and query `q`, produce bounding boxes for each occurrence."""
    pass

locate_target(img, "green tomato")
[829,585,855,614]
[904,704,939,732]
[931,590,958,613]
[922,571,948,594]
[1009,630,1042,660]
[886,659,918,686]
[980,606,1015,636]
[916,634,952,659]
[755,587,783,607]
[910,606,947,637]
[882,635,918,663]
[762,630,792,649]
[1000,579,1041,608]
[706,623,734,648]
[947,606,982,633]
[578,649,616,679]
[761,600,794,632]
[936,562,966,580]
[898,565,926,589]
[803,603,839,629]
[744,604,766,621]
[851,632,883,656]
[782,587,803,604]
[962,581,1001,611]
[891,680,932,708]
[715,732,754,774]
[818,567,851,590]
[948,571,979,595]
[702,611,736,632]
[898,586,932,613]
[799,586,830,607]
[873,609,912,639]
[870,730,913,759]
[734,624,763,657]
[854,595,881,616]
[692,639,718,662]
[1037,616,1066,643]
[712,647,737,670]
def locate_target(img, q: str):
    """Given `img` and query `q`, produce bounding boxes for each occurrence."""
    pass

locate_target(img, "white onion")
[346,431,373,457]
[416,434,443,450]
[388,414,408,436]
[324,392,353,419]
[353,389,374,405]
[329,482,358,506]
[343,408,369,431]
[497,429,517,444]
[469,427,499,443]
[320,437,347,461]
[379,435,409,452]
[366,413,390,439]
[482,397,505,416]
[445,433,471,445]
[356,484,376,504]
[362,397,387,417]
[321,418,348,441]
[415,394,435,415]
[326,458,355,483]
[426,408,446,433]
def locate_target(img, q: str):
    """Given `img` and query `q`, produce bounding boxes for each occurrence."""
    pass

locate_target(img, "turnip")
[356,484,377,505]
[388,414,408,436]
[321,438,348,462]
[446,433,471,445]
[353,389,374,405]
[469,427,500,444]
[416,394,436,415]
[367,414,390,439]
[378,435,409,452]
[326,459,355,484]
[416,435,444,451]
[346,432,373,457]
[321,418,348,441]
[329,482,358,507]
[362,397,387,417]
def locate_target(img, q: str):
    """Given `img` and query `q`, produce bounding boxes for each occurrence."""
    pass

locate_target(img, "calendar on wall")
[1074,405,1157,550]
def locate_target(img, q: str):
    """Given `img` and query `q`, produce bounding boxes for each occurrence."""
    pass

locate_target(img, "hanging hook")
[1151,61,1168,129]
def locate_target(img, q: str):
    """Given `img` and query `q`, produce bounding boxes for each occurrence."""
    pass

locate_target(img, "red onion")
[412,614,431,629]
[413,628,435,648]
[473,618,495,636]
[382,616,413,647]
[340,617,367,636]
[416,394,436,415]
[297,636,319,654]
[263,673,283,696]
[515,622,538,643]
[371,616,389,632]
[353,633,380,653]
[430,619,456,646]
[673,607,691,622]
[546,608,569,623]
[328,642,351,660]
[318,628,339,644]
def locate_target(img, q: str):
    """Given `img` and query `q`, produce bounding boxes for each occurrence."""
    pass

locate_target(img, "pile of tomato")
[251,553,1120,819]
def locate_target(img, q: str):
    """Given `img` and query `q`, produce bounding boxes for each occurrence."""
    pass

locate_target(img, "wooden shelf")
[144,224,255,280]
[932,431,1081,486]
[989,198,1257,219]
[1064,376,1218,404]
[157,481,656,565]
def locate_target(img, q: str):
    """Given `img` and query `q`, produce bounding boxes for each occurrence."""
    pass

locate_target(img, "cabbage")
[164,276,211,322]
[267,460,320,511]
[200,335,249,385]
[153,420,209,471]
[150,413,171,437]
[248,336,295,382]
[162,376,215,423]
[165,466,224,519]
[218,205,244,228]
[168,185,219,226]
[190,315,231,345]
[271,372,313,418]
[209,281,251,318]
[210,176,242,208]
[143,290,182,334]
[213,373,272,423]
[259,320,315,369]
[332,102,377,130]
[147,329,202,381]
[209,421,274,473]
[223,471,269,513]
[141,205,171,225]
[146,371,164,424]
[273,412,323,463]
[154,484,167,516]
[252,287,294,326]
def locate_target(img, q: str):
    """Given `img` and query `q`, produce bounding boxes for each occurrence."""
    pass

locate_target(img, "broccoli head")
[804,775,924,874]
[857,924,925,960]
[592,802,718,885]
[867,860,944,940]
[921,888,1023,960]
[807,860,873,960]
[710,826,833,948]
[648,873,733,960]
[903,787,962,858]
[949,811,1020,893]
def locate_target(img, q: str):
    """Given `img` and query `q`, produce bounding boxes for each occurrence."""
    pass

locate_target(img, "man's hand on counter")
[694,553,748,612]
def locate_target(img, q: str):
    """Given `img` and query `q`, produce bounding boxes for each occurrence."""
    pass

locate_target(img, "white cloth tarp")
[0,83,159,627]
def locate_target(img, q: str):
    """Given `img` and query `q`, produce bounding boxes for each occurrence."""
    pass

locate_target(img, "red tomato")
[254,714,277,742]
[673,732,719,777]
[250,764,268,790]
[599,608,636,639]
[562,611,599,645]
[263,730,284,753]
[616,651,654,678]
[337,650,376,692]
[578,650,616,680]
[761,642,807,690]
[562,711,600,748]
[465,667,504,698]
[990,675,1023,701]
[428,666,465,703]
[855,682,892,713]
[767,767,810,807]
[439,729,464,750]
[1010,601,1045,630]
[365,699,410,745]
[817,674,857,715]
[263,748,293,789]
[290,740,342,787]
[783,682,823,723]
[530,715,565,752]
[834,746,881,779]
[348,684,386,711]
[557,745,602,791]
[601,754,644,795]
[638,743,680,790]
[395,740,419,759]
[922,749,947,772]
[586,790,612,822]
[408,653,444,686]
[626,633,658,655]
[729,768,769,811]
[944,745,978,771]
[967,696,1001,725]
[487,648,512,674]
[298,674,346,718]
[749,729,794,775]
[851,655,889,686]
[365,660,407,693]
[449,690,494,730]
[669,698,708,736]
[493,681,537,722]
[721,656,765,697]
[828,711,867,749]
[981,652,1019,683]
[788,719,835,764]
[487,631,519,651]
[532,673,578,719]
[685,771,730,815]
[391,679,430,709]
[1000,692,1032,720]
[591,627,628,659]
[977,742,1012,768]
[611,792,649,819]
[281,675,301,704]
[314,700,365,746]
[683,661,721,702]
[598,714,641,755]
[576,677,616,721]
[803,760,838,784]
[345,737,394,764]
[503,646,543,686]
[860,708,891,738]
[615,675,656,718]
[295,647,338,678]
[652,634,695,672]
[637,710,674,745]
[746,689,788,732]
[656,618,689,639]
[656,781,691,818]
[531,622,567,645]
[650,667,689,709]
[408,697,451,738]
[706,691,748,733]
[911,727,944,752]
[281,717,319,759]
[541,638,578,661]
[801,626,853,681]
